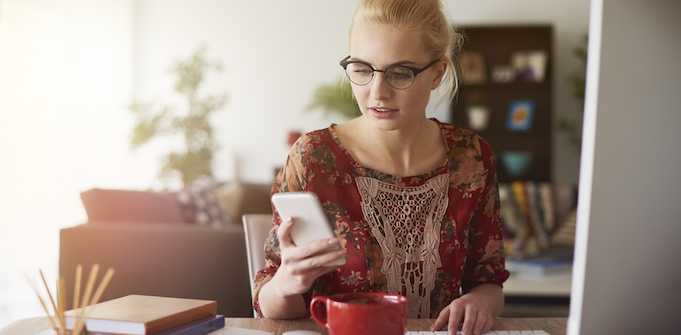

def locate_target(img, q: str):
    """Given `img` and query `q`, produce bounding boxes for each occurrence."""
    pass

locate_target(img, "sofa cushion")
[176,183,233,228]
[81,188,185,223]
[213,181,273,224]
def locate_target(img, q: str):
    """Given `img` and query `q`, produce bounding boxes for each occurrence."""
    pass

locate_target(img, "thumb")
[276,217,297,248]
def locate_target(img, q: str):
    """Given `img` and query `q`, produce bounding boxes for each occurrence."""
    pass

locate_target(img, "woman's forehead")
[349,21,429,66]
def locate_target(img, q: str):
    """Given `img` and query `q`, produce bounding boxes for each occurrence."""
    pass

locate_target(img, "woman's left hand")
[430,293,495,335]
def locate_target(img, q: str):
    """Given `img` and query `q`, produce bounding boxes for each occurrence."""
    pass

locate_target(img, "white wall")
[0,0,134,327]
[133,0,590,185]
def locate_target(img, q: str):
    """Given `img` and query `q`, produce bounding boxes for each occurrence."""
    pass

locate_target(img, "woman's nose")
[370,73,393,101]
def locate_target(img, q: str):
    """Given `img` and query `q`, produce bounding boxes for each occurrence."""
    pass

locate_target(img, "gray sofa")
[59,182,272,317]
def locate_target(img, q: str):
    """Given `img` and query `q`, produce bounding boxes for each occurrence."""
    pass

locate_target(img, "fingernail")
[328,238,337,244]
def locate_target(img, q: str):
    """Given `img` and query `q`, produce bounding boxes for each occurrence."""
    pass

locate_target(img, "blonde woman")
[254,1,509,334]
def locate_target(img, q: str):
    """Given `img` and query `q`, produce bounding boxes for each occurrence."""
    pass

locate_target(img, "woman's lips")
[369,107,398,119]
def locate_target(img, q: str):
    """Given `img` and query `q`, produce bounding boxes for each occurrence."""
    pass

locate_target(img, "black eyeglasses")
[339,56,440,90]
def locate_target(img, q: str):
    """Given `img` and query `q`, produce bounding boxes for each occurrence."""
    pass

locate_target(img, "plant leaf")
[307,78,361,119]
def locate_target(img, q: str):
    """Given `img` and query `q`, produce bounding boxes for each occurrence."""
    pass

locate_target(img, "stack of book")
[64,295,225,335]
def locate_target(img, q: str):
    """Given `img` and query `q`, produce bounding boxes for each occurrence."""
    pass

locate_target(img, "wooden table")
[1,316,568,335]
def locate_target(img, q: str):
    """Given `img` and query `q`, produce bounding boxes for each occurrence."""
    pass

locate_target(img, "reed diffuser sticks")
[26,264,114,335]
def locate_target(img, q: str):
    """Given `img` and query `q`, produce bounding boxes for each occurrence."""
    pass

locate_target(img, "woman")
[253,1,509,334]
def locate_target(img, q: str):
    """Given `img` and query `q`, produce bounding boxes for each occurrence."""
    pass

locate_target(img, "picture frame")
[506,100,535,131]
[510,50,548,82]
[460,51,487,85]
[492,64,515,83]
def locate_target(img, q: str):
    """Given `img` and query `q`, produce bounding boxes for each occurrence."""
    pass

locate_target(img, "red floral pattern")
[253,119,509,318]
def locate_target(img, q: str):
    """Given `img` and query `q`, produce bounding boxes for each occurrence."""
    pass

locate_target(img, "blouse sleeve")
[251,135,311,317]
[461,137,510,294]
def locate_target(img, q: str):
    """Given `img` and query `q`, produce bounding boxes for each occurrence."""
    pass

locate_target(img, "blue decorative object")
[506,100,535,131]
[501,151,535,177]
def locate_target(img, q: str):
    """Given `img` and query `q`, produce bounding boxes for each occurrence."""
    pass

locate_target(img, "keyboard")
[405,331,550,335]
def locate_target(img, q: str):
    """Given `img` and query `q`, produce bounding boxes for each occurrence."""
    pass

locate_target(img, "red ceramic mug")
[310,292,407,335]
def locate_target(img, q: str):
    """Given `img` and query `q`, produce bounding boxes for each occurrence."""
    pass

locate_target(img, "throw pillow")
[80,188,185,223]
[213,181,273,224]
[176,183,233,229]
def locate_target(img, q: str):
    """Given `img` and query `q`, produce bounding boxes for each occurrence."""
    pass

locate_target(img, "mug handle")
[310,295,329,328]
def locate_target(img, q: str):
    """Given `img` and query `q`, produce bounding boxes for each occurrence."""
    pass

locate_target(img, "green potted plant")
[129,47,227,187]
[307,78,361,119]
[557,33,588,151]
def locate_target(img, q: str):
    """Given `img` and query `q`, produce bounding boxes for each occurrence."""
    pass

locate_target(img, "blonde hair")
[349,0,463,103]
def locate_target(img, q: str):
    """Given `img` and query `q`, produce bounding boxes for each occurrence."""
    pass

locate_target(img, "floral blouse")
[253,119,509,318]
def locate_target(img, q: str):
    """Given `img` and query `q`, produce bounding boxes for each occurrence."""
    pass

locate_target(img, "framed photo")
[460,52,487,85]
[510,50,548,82]
[506,100,535,131]
[492,64,515,83]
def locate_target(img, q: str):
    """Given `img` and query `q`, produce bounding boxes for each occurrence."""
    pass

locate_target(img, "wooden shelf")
[451,25,553,182]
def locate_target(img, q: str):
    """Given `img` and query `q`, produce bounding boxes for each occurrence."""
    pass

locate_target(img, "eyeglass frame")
[339,55,442,90]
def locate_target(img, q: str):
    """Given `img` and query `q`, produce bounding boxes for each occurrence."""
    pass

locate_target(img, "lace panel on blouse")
[356,174,449,318]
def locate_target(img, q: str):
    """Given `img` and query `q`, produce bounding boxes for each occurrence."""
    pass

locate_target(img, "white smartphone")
[270,192,347,266]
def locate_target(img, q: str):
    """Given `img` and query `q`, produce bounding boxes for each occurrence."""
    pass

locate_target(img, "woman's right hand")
[270,217,347,297]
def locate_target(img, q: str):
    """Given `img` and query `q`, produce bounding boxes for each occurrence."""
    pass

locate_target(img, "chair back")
[242,214,274,317]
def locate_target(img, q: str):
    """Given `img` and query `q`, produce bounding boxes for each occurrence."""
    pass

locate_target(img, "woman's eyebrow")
[349,57,418,67]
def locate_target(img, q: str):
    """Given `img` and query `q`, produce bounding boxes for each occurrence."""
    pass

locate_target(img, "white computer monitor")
[568,0,681,334]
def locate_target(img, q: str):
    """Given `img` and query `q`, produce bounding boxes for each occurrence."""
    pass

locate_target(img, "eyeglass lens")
[345,63,416,89]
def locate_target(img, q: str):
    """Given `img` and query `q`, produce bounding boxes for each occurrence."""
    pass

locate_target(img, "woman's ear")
[430,60,447,90]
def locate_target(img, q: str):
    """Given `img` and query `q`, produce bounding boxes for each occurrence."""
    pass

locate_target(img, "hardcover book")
[64,295,217,335]
[91,315,225,335]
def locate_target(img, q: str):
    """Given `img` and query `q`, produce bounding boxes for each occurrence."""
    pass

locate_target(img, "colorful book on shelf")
[525,182,549,249]
[505,257,573,276]
[64,295,217,335]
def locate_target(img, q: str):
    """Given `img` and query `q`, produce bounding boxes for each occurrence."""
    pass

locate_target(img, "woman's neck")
[349,116,446,177]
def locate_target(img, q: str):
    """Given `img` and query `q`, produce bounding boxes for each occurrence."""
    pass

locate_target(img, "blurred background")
[0,0,589,327]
